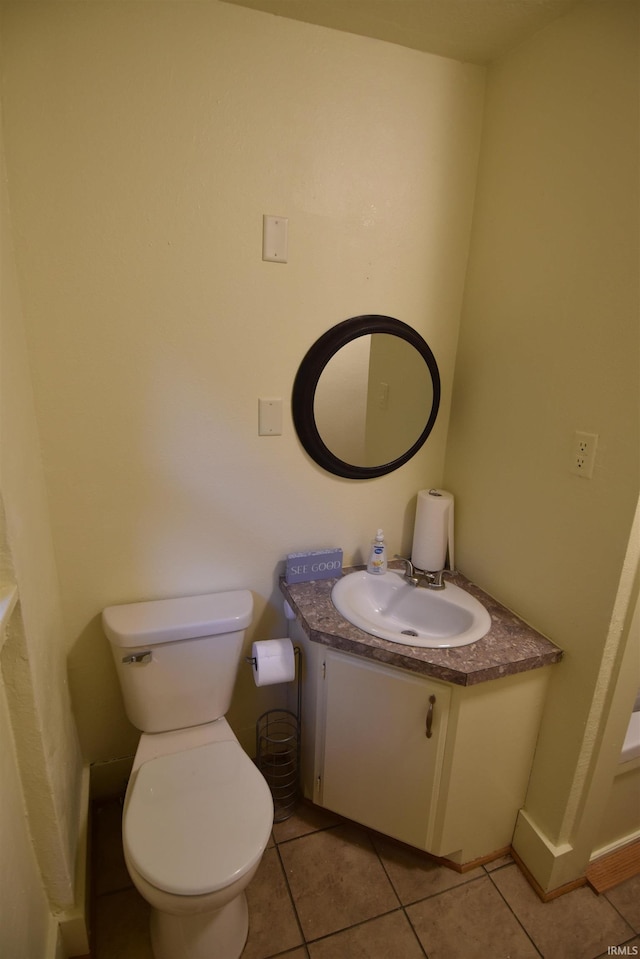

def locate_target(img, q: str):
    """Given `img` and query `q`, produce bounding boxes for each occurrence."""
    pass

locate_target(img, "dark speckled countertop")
[280,565,562,687]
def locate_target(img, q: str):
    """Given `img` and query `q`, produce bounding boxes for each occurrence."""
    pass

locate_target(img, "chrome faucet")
[393,555,446,590]
[423,569,446,590]
[393,555,419,586]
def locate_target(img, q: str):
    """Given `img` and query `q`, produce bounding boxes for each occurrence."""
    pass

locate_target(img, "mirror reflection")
[291,315,441,479]
[314,334,435,467]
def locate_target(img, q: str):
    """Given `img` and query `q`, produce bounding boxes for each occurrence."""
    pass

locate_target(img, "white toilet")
[103,590,274,959]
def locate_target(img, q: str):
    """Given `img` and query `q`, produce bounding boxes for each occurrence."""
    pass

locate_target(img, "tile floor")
[91,798,640,959]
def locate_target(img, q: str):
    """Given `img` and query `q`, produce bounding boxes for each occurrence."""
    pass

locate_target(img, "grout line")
[367,827,429,959]
[302,907,413,948]
[486,867,544,958]
[273,833,309,951]
[272,820,344,847]
[402,907,431,959]
[599,894,639,944]
[272,821,421,954]
[261,945,311,959]
[365,828,403,911]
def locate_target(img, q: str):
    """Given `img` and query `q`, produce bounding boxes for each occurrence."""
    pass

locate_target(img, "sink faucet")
[422,569,446,590]
[393,555,419,586]
[393,555,446,591]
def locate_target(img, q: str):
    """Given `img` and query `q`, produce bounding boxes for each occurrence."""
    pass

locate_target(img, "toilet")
[103,590,274,959]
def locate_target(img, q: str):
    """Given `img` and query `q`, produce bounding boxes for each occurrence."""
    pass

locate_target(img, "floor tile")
[90,792,640,959]
[484,853,515,872]
[406,874,540,959]
[492,864,635,959]
[595,935,640,959]
[605,873,640,932]
[307,910,426,959]
[243,847,303,959]
[278,823,400,941]
[272,801,342,844]
[371,832,485,905]
[93,887,152,959]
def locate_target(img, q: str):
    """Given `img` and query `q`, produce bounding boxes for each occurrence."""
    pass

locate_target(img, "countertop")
[279,566,562,687]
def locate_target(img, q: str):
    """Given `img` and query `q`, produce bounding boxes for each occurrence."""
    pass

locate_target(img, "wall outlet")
[571,431,598,478]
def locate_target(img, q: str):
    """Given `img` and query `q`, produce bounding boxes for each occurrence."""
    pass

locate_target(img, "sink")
[331,569,492,648]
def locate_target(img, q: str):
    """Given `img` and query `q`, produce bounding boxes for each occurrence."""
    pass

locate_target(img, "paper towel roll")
[411,489,455,572]
[251,638,296,687]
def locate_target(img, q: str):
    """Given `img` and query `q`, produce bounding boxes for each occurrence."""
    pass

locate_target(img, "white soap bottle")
[367,529,387,575]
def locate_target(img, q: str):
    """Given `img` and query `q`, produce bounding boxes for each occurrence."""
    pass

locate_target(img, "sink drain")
[401,629,419,637]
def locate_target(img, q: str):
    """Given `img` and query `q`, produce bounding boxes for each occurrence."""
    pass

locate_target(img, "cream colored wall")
[0,1,485,769]
[444,0,639,889]
[0,83,83,951]
[0,684,55,959]
[591,584,640,854]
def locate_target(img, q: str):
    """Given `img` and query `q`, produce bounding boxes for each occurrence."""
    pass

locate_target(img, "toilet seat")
[124,740,273,897]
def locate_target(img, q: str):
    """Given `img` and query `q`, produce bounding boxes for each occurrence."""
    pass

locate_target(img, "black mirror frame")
[292,315,441,479]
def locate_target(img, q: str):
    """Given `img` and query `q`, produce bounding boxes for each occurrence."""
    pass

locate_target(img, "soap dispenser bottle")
[367,529,387,575]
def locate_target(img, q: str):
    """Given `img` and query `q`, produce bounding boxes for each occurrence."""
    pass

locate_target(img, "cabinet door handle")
[425,694,436,738]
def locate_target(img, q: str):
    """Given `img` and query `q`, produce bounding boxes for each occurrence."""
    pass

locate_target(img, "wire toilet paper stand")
[252,646,301,823]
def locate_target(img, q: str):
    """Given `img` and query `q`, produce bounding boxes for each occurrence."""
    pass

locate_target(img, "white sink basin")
[331,569,491,648]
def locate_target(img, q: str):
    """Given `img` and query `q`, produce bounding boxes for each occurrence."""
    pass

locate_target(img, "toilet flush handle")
[122,651,152,665]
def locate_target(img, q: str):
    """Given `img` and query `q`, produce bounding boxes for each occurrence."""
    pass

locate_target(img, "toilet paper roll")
[411,489,455,572]
[251,638,296,687]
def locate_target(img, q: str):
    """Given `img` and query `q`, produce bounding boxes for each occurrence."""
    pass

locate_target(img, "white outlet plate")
[571,431,598,478]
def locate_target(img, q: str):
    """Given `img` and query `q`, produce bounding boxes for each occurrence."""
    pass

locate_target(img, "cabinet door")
[320,649,450,851]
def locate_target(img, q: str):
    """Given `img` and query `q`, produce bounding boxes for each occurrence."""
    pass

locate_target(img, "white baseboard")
[58,764,91,957]
[590,827,640,862]
[512,808,575,891]
[45,917,66,959]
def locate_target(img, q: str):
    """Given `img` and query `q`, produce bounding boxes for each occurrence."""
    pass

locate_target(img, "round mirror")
[292,315,440,479]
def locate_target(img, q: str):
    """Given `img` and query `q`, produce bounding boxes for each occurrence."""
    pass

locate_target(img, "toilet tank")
[103,590,253,733]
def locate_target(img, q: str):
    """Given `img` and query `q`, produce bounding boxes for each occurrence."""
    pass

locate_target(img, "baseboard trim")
[434,846,513,873]
[46,916,64,959]
[511,807,579,892]
[587,838,640,894]
[511,846,587,901]
[590,827,640,863]
[58,764,91,957]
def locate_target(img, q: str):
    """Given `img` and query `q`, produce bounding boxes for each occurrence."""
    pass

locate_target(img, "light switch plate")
[258,398,283,435]
[262,215,288,263]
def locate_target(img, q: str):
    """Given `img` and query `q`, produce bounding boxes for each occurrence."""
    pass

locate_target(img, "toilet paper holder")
[245,643,300,677]
[248,645,302,822]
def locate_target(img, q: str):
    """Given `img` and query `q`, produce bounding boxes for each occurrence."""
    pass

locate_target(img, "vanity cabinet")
[289,620,552,865]
[322,648,451,851]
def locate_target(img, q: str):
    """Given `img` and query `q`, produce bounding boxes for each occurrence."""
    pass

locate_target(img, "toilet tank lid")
[102,590,253,648]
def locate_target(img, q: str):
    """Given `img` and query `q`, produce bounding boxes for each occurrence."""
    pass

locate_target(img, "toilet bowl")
[103,591,274,959]
[124,733,272,959]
